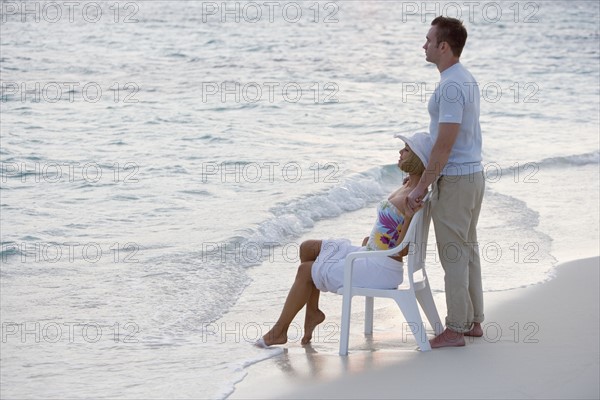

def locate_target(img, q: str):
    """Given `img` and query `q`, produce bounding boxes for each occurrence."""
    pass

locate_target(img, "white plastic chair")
[337,197,443,355]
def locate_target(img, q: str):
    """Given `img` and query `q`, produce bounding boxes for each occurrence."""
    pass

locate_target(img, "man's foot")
[429,328,465,348]
[464,322,483,337]
[301,309,326,345]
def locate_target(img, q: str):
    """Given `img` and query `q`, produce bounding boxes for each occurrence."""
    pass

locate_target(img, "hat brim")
[394,132,431,166]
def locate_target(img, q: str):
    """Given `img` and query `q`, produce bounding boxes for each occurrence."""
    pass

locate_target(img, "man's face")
[423,26,441,64]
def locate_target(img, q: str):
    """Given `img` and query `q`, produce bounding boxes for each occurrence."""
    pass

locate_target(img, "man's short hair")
[431,16,468,58]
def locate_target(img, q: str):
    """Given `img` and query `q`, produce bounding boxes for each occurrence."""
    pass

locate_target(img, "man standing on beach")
[406,16,485,348]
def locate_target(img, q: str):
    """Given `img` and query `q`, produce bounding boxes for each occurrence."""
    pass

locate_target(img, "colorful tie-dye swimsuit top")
[365,200,405,251]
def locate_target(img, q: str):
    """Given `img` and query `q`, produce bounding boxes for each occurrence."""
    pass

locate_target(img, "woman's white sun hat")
[394,132,433,166]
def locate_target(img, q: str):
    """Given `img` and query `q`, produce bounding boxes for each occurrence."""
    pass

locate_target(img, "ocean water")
[1,1,599,398]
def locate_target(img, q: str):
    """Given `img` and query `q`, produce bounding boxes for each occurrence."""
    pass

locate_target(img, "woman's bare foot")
[261,326,289,347]
[301,309,326,345]
[429,328,465,348]
[464,322,483,337]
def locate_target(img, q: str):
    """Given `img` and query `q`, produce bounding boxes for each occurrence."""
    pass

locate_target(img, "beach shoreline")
[230,256,600,399]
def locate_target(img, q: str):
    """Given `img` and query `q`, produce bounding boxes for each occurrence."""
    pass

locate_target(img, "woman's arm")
[361,236,369,246]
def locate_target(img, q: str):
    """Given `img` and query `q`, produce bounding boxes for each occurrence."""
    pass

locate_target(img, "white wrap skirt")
[310,239,404,294]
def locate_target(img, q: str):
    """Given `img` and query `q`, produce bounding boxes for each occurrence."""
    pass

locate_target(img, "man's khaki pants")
[431,171,485,333]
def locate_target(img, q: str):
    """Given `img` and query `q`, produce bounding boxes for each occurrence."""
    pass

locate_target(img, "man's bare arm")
[406,123,461,211]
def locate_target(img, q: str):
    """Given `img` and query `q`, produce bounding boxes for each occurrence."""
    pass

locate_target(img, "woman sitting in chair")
[257,132,433,348]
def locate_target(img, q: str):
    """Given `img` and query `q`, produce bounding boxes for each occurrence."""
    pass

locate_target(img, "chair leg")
[416,284,444,336]
[364,296,374,335]
[339,293,353,356]
[395,296,431,351]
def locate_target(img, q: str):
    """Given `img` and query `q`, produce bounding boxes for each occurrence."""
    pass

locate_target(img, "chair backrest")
[403,198,432,275]
[411,199,432,273]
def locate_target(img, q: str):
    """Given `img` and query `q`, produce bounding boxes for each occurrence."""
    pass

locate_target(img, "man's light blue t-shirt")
[427,62,483,176]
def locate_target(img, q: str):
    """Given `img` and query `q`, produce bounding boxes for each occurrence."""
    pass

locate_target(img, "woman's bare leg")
[301,286,325,345]
[261,240,327,346]
[298,240,326,345]
[262,261,315,346]
[299,240,322,263]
